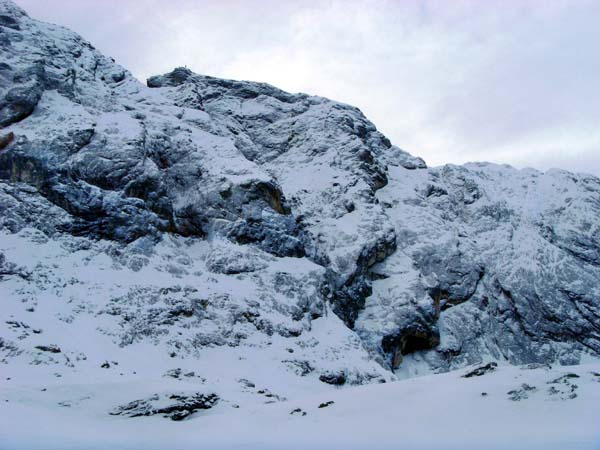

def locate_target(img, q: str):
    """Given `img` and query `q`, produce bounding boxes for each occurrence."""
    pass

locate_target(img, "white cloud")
[15,0,600,175]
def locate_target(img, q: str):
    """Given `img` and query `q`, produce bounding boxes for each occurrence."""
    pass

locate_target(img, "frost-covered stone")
[109,392,219,420]
[359,163,600,374]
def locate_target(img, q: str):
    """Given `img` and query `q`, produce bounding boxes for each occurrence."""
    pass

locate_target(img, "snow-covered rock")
[359,163,600,376]
[0,1,599,445]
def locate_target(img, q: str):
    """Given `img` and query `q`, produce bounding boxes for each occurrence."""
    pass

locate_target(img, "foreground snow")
[1,362,599,450]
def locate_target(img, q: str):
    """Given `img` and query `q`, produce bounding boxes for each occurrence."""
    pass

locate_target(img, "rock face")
[0,0,599,399]
[109,392,219,420]
[357,163,600,375]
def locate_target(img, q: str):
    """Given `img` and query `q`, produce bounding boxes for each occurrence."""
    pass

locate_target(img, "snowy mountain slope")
[143,66,425,326]
[0,183,390,390]
[0,0,391,388]
[0,0,600,446]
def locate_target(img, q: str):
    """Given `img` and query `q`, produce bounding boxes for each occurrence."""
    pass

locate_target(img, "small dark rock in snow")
[290,408,306,416]
[507,383,537,401]
[548,373,579,384]
[283,359,314,377]
[546,373,580,400]
[256,388,285,402]
[35,344,61,353]
[521,363,552,370]
[318,401,335,408]
[463,362,498,378]
[319,372,346,386]
[238,379,255,388]
[163,368,182,379]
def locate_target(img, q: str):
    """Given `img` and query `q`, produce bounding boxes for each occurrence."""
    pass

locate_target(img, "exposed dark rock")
[0,14,21,30]
[462,362,498,378]
[147,67,193,88]
[35,344,61,353]
[109,393,219,420]
[330,229,397,328]
[109,392,219,420]
[507,383,536,401]
[521,363,552,370]
[283,359,314,377]
[256,388,286,402]
[382,324,441,370]
[319,372,346,386]
[0,131,13,149]
[0,252,30,279]
[0,84,42,127]
[548,373,579,383]
[163,368,182,379]
[238,379,255,388]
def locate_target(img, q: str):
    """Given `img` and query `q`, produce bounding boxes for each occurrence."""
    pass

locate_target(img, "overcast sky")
[15,0,600,175]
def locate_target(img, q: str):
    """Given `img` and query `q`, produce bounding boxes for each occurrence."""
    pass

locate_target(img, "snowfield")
[2,363,599,450]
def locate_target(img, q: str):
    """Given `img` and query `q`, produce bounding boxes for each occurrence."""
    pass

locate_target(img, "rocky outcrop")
[462,362,498,378]
[147,67,419,328]
[109,392,219,420]
[357,164,600,374]
[0,5,305,254]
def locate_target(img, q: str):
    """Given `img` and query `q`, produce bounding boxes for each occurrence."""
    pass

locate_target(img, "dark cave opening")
[402,333,434,355]
[383,327,441,370]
